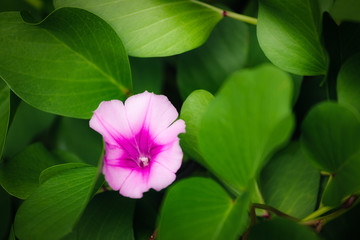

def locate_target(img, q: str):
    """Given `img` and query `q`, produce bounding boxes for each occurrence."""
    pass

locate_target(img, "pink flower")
[89,91,185,198]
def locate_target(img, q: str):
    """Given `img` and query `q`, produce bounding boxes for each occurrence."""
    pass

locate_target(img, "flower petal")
[102,164,133,191]
[154,119,185,145]
[125,91,179,137]
[152,141,183,173]
[90,100,133,145]
[119,170,150,198]
[148,162,176,191]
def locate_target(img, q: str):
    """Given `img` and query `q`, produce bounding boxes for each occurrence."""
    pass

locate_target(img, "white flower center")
[139,156,149,167]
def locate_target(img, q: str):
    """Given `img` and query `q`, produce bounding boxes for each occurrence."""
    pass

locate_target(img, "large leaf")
[260,142,320,218]
[199,64,294,191]
[249,217,320,240]
[3,101,55,158]
[54,0,223,57]
[301,102,360,172]
[337,53,360,114]
[157,177,250,240]
[180,90,214,165]
[322,152,360,206]
[14,165,98,240]
[330,0,360,22]
[0,143,57,199]
[0,7,131,119]
[257,0,329,75]
[177,17,249,99]
[76,192,135,240]
[0,79,9,159]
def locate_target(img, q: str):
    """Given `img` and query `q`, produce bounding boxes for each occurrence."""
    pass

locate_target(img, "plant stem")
[223,10,258,25]
[192,0,258,25]
[300,206,332,222]
[252,203,299,221]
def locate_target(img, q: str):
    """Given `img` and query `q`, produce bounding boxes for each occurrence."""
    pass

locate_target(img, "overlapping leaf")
[0,79,9,159]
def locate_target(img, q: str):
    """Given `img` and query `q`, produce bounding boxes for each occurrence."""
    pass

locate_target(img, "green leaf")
[130,57,164,94]
[14,166,98,240]
[158,177,250,240]
[260,142,320,218]
[3,101,55,158]
[0,79,9,159]
[0,7,131,119]
[257,0,329,75]
[0,186,11,240]
[301,102,360,172]
[180,90,214,165]
[54,117,102,166]
[76,192,135,240]
[199,64,294,191]
[330,0,360,22]
[337,53,360,114]
[39,163,90,184]
[249,217,320,240]
[177,17,249,99]
[54,0,223,57]
[322,152,360,206]
[0,143,58,199]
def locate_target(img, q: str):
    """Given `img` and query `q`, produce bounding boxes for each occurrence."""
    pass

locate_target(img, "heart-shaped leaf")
[158,177,250,240]
[54,0,223,57]
[0,7,131,118]
[301,102,360,172]
[257,0,329,75]
[199,64,294,191]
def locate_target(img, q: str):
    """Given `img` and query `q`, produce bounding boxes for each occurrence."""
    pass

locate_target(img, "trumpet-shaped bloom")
[90,91,185,198]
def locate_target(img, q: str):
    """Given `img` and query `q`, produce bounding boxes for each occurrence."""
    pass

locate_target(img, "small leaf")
[0,79,10,159]
[257,0,329,75]
[249,217,320,240]
[180,90,214,165]
[260,142,320,218]
[158,177,250,240]
[130,57,164,94]
[0,143,58,199]
[76,192,135,240]
[0,7,131,118]
[337,53,360,114]
[54,0,223,57]
[199,64,294,191]
[177,17,249,99]
[322,152,360,206]
[14,166,98,240]
[3,101,55,158]
[301,102,360,172]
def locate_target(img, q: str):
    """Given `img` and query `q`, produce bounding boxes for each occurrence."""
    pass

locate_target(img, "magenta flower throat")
[90,91,185,198]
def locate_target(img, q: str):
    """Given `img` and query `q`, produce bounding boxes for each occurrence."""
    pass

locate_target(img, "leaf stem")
[223,10,258,25]
[252,203,299,221]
